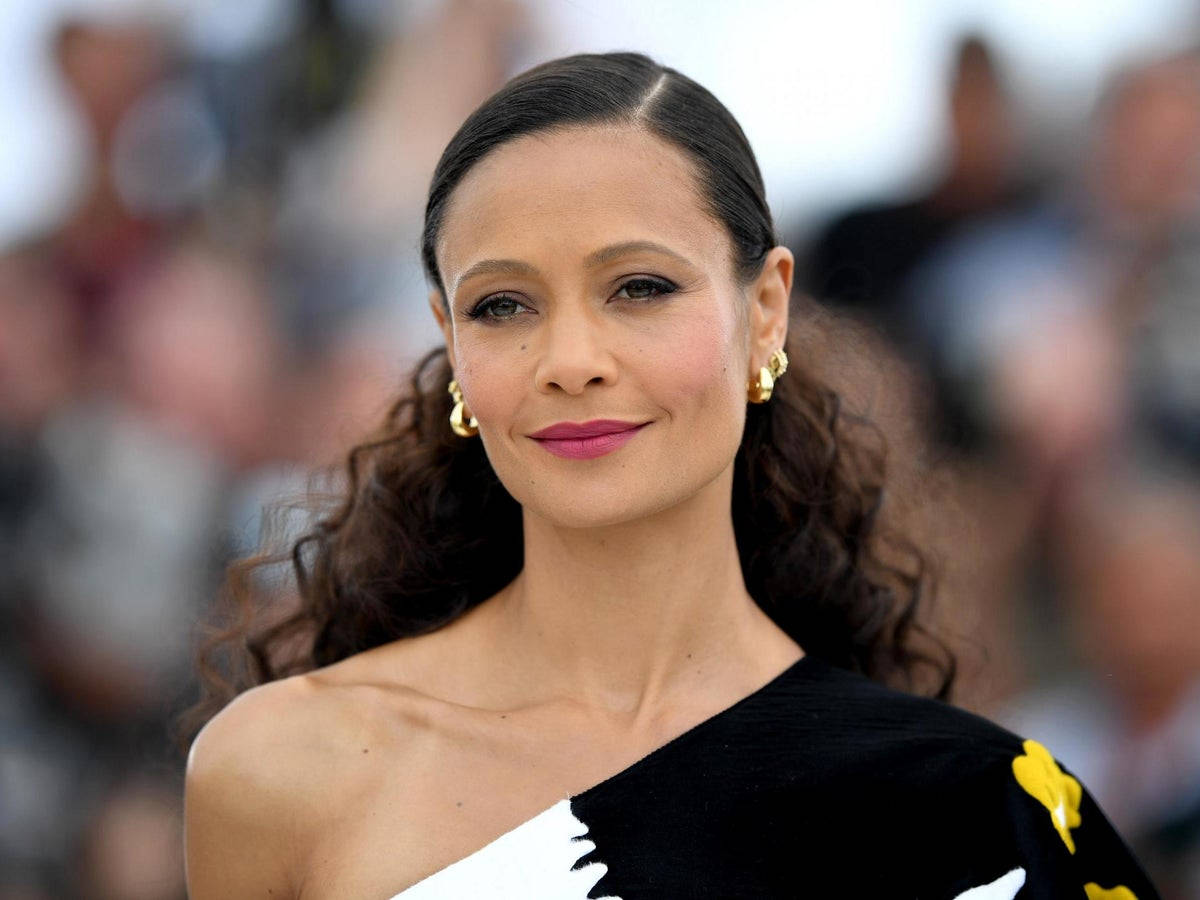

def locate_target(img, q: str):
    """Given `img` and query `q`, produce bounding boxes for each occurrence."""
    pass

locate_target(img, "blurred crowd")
[0,2,1196,897]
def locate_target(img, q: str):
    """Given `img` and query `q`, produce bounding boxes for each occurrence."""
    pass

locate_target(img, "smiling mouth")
[530,427,652,460]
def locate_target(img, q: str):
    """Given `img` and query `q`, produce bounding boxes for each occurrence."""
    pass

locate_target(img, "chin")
[517,480,684,530]
[502,455,731,531]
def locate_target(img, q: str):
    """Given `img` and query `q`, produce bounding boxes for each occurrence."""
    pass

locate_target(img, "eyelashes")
[468,294,525,321]
[612,276,678,302]
[465,276,679,322]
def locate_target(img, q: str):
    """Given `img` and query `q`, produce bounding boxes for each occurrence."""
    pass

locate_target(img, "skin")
[184,124,800,899]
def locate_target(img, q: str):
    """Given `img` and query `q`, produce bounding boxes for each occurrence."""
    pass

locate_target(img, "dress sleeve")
[991,738,1161,900]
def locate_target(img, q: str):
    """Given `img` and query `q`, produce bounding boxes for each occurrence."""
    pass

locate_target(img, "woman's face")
[431,125,789,528]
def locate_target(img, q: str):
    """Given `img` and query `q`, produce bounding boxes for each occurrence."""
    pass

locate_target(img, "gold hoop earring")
[448,379,479,437]
[747,348,788,404]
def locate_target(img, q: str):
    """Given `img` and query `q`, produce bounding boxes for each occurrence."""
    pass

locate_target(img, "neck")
[486,463,800,715]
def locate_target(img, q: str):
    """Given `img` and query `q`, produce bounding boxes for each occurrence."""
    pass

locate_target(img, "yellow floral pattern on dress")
[1084,884,1138,900]
[1011,738,1082,854]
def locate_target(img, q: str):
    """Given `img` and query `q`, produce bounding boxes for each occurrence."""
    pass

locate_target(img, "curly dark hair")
[182,51,955,742]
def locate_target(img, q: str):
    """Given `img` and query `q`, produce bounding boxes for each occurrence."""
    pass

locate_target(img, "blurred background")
[0,0,1198,896]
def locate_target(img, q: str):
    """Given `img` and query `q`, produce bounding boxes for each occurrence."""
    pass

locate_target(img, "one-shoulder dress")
[389,654,1161,899]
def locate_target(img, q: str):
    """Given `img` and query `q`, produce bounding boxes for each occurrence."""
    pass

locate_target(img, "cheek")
[650,305,743,416]
[451,333,526,428]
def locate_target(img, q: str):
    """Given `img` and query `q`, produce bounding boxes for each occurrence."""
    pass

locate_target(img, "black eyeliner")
[465,274,679,323]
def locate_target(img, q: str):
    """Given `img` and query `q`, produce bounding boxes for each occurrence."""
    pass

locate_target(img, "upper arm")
[932,737,1163,900]
[999,738,1161,900]
[184,679,311,899]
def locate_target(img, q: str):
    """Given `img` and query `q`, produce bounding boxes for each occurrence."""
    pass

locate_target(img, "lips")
[529,419,645,439]
[528,419,649,459]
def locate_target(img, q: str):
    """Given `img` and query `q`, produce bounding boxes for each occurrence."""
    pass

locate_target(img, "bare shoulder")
[184,670,395,899]
[184,677,308,898]
[183,640,464,899]
[186,674,332,805]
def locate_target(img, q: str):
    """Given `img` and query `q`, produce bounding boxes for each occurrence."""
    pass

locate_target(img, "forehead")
[436,125,731,287]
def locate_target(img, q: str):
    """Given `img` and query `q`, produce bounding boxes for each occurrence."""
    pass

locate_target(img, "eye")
[467,294,529,321]
[613,276,678,302]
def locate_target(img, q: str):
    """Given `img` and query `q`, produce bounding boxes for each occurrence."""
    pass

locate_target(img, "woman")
[184,52,1159,899]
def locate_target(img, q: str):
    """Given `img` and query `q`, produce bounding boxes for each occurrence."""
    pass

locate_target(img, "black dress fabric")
[394,653,1160,899]
[568,654,1159,899]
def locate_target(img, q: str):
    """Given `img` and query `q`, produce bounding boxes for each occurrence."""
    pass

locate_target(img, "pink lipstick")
[528,419,649,460]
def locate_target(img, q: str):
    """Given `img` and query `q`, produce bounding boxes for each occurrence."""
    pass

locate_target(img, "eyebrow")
[452,240,695,296]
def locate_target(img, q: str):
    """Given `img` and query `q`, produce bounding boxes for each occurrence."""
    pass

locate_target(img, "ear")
[428,289,457,370]
[747,245,793,372]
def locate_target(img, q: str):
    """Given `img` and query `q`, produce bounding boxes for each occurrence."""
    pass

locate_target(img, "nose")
[532,303,619,395]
